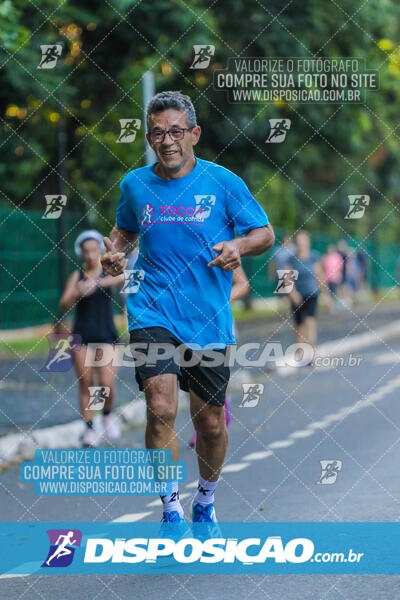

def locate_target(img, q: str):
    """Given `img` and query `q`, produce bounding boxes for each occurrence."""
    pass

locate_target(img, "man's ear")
[145,132,154,149]
[191,125,201,146]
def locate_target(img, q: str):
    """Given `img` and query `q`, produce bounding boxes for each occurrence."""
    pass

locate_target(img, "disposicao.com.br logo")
[83,535,363,566]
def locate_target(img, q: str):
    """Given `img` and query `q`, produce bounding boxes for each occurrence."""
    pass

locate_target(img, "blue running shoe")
[161,510,185,523]
[191,502,217,522]
[191,503,222,546]
[159,511,187,548]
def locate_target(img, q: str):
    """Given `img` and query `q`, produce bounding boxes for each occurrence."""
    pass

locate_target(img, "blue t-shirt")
[116,156,269,348]
[287,251,321,298]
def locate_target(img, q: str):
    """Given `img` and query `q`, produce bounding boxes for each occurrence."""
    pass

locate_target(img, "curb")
[0,400,146,469]
[0,392,190,469]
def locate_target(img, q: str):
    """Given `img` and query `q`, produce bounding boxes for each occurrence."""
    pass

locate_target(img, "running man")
[43,195,65,218]
[44,335,76,371]
[38,45,60,68]
[118,119,140,143]
[45,531,77,566]
[141,204,153,224]
[346,195,369,219]
[267,119,290,142]
[192,45,214,68]
[101,91,274,523]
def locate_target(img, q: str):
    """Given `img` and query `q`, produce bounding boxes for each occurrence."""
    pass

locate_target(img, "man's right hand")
[101,237,128,276]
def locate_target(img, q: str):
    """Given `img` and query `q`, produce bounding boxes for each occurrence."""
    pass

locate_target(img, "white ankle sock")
[160,481,183,516]
[193,475,219,506]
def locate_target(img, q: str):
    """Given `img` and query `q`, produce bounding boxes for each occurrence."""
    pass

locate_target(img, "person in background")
[321,245,343,312]
[286,231,327,350]
[188,265,250,447]
[355,249,368,299]
[269,234,296,312]
[347,249,362,297]
[59,230,124,447]
[269,234,296,278]
[337,239,352,305]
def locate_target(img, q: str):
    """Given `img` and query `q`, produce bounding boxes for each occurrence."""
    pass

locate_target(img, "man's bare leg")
[190,389,228,481]
[190,389,227,519]
[143,373,183,518]
[305,316,317,347]
[295,321,307,345]
[144,373,178,458]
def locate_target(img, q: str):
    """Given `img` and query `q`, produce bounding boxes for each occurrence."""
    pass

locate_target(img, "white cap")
[74,230,105,258]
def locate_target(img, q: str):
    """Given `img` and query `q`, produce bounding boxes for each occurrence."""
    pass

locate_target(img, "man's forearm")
[110,225,138,255]
[233,225,275,257]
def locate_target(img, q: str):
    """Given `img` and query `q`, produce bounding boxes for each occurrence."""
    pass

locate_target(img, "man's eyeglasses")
[149,126,194,143]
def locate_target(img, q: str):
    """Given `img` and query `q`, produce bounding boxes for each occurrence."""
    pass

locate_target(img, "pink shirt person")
[322,249,343,284]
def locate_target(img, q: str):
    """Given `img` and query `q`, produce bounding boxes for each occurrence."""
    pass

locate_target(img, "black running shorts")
[291,293,319,325]
[129,326,230,406]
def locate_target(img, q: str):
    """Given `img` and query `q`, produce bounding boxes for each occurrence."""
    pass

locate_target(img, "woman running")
[188,265,250,447]
[59,230,124,447]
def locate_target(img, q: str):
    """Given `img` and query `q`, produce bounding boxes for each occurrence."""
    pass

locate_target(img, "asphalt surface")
[1,299,399,435]
[1,300,400,598]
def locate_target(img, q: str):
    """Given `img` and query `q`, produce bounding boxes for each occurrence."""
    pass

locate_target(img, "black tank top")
[72,270,118,344]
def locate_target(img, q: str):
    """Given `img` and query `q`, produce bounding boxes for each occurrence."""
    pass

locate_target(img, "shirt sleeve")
[116,176,139,233]
[226,174,269,236]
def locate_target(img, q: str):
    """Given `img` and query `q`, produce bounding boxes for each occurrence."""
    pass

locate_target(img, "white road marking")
[242,451,273,461]
[222,462,249,473]
[373,352,399,365]
[289,430,315,439]
[185,480,198,489]
[112,512,152,522]
[253,375,400,464]
[308,420,330,430]
[268,440,294,449]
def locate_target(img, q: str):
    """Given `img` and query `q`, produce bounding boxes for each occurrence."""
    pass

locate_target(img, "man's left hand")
[208,240,241,271]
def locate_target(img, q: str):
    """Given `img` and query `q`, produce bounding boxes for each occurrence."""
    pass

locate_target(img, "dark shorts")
[291,293,319,325]
[129,327,230,406]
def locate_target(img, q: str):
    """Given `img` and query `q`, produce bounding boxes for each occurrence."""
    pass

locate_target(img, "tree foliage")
[1,0,400,244]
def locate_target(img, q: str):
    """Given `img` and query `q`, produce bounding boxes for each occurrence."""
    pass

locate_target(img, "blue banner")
[0,522,399,575]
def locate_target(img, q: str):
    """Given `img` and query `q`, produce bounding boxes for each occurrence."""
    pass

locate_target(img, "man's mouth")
[162,150,180,157]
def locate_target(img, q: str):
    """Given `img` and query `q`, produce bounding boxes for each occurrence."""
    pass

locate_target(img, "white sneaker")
[81,427,98,448]
[103,414,121,440]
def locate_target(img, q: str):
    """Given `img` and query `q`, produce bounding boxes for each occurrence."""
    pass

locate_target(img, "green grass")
[0,336,50,359]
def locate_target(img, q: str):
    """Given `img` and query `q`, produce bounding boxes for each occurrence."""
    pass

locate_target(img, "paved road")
[1,305,400,598]
[0,299,399,435]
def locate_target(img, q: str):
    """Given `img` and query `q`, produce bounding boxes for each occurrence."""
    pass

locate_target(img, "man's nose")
[162,132,176,145]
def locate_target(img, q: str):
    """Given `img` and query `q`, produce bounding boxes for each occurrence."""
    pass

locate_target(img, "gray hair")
[146,91,197,130]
